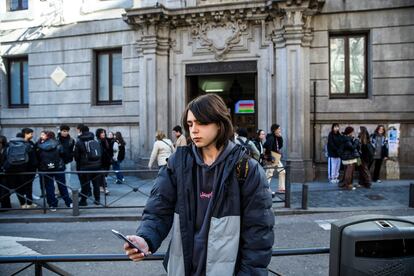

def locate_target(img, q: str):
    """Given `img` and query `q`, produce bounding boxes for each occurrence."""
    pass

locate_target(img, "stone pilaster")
[273,1,320,182]
[135,20,171,155]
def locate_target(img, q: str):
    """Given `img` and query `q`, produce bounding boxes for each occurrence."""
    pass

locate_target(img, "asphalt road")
[1,209,413,276]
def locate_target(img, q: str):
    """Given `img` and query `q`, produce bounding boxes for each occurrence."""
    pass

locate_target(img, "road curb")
[0,206,411,223]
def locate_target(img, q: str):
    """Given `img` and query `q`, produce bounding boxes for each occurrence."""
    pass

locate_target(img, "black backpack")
[39,145,63,171]
[84,140,102,162]
[237,138,257,160]
[3,140,30,171]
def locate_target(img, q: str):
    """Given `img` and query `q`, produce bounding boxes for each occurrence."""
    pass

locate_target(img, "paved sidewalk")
[0,174,413,222]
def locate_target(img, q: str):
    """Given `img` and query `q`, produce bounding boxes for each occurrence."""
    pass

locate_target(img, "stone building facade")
[1,0,413,180]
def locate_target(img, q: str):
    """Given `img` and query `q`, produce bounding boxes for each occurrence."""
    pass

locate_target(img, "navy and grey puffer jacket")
[137,143,274,276]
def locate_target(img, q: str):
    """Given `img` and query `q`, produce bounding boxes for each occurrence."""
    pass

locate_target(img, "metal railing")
[0,247,330,276]
[0,165,292,214]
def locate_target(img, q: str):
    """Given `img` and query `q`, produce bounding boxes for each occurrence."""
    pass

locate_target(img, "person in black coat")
[358,126,373,188]
[369,125,389,182]
[339,126,360,190]
[96,128,112,195]
[327,123,342,184]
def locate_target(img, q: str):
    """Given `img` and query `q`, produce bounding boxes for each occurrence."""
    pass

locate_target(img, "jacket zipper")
[186,189,192,221]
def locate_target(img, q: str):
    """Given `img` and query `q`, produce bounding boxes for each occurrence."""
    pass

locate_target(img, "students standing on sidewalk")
[327,123,342,184]
[112,131,126,184]
[358,126,373,188]
[37,131,72,211]
[124,94,274,275]
[96,128,112,195]
[57,125,75,193]
[263,124,286,195]
[370,125,389,183]
[339,127,360,190]
[74,125,103,206]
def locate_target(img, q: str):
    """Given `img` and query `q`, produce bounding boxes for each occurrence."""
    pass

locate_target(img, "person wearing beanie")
[339,126,360,190]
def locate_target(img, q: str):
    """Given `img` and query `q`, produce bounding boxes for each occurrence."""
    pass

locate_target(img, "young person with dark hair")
[327,123,342,184]
[37,131,72,211]
[58,125,75,190]
[253,129,266,165]
[369,125,389,183]
[358,126,373,188]
[263,123,286,195]
[124,94,274,275]
[96,128,112,195]
[112,131,126,184]
[0,135,10,209]
[5,128,38,208]
[339,126,360,190]
[74,125,104,206]
[172,125,187,150]
[235,127,260,161]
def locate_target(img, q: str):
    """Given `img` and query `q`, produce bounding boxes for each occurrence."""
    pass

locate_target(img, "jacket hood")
[38,139,59,151]
[191,140,245,170]
[78,132,94,141]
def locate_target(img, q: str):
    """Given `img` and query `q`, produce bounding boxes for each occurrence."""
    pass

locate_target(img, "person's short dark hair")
[77,124,85,130]
[21,128,34,135]
[182,94,233,150]
[95,128,106,139]
[172,125,182,134]
[343,126,354,136]
[270,124,280,133]
[236,128,248,138]
[80,125,89,133]
[60,125,70,131]
[46,131,56,140]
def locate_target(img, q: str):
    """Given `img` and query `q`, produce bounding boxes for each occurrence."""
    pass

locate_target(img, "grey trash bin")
[329,215,414,276]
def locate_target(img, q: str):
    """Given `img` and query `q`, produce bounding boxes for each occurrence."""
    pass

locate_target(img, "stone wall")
[310,0,414,178]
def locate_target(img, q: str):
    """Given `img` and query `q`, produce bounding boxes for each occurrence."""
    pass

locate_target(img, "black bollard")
[409,183,414,208]
[302,184,308,210]
[285,161,291,208]
[72,190,79,216]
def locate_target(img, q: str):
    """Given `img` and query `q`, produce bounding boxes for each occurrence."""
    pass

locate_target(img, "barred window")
[329,34,367,98]
[8,57,29,107]
[96,49,123,105]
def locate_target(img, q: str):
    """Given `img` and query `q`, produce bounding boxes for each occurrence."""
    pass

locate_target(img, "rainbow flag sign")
[235,100,255,114]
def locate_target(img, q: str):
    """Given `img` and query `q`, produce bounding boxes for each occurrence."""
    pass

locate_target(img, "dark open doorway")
[186,73,257,137]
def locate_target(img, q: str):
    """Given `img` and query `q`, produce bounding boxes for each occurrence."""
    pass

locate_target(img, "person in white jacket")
[148,131,174,169]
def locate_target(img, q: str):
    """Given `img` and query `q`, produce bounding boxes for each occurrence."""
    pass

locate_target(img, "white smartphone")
[111,229,147,256]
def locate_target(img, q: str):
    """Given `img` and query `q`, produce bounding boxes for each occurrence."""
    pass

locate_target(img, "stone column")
[136,22,170,155]
[273,3,315,182]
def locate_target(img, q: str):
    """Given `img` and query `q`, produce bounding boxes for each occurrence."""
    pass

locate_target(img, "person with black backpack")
[3,129,38,209]
[0,135,11,209]
[235,128,261,161]
[74,125,104,206]
[112,131,126,184]
[124,94,274,275]
[37,131,72,211]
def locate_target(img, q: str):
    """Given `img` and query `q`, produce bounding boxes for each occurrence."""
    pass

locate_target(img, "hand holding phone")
[111,229,148,257]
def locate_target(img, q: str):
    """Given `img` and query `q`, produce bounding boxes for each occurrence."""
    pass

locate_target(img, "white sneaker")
[32,194,40,200]
[69,203,73,208]
[376,180,382,183]
[50,208,57,212]
[26,203,37,209]
[21,204,28,209]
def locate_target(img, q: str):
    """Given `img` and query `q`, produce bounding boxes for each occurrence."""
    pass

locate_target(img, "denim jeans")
[42,171,72,207]
[112,160,124,181]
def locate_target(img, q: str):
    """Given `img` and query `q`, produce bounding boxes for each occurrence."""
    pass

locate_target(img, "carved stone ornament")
[191,19,247,60]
